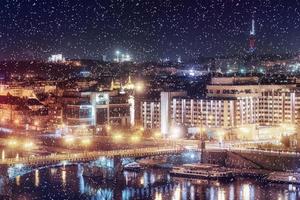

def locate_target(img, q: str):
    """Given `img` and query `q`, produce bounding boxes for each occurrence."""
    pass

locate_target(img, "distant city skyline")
[0,0,299,61]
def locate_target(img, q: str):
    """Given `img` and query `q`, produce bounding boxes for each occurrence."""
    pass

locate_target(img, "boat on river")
[170,164,234,180]
[265,172,300,184]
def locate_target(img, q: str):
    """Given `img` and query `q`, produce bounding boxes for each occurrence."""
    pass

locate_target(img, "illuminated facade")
[48,54,65,63]
[142,77,300,139]
[64,91,135,133]
[0,96,48,131]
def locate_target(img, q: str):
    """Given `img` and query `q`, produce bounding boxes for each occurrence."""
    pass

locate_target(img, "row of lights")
[7,139,35,149]
[1,119,40,126]
[64,136,91,147]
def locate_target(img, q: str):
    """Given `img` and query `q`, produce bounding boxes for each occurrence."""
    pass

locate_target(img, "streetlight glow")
[64,136,75,145]
[131,135,140,143]
[7,139,18,147]
[170,126,182,139]
[113,133,123,142]
[81,138,91,146]
[135,82,144,92]
[23,141,34,149]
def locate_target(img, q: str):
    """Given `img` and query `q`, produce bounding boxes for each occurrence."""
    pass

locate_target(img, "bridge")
[0,146,199,166]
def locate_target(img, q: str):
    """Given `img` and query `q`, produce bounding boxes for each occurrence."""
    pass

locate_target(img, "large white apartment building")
[141,77,300,139]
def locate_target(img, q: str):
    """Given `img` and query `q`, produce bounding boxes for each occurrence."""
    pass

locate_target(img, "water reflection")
[6,165,300,200]
[61,169,66,187]
[1,150,5,160]
[15,175,20,186]
[34,169,39,187]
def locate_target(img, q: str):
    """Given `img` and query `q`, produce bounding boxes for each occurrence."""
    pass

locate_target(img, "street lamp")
[170,126,181,139]
[7,139,18,148]
[14,119,19,126]
[113,133,123,142]
[153,131,161,139]
[34,120,39,131]
[23,141,34,150]
[81,138,91,146]
[131,135,141,143]
[135,82,144,93]
[81,138,91,151]
[64,136,75,146]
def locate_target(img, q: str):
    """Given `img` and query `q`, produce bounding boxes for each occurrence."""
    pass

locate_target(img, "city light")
[135,82,144,92]
[216,130,225,142]
[7,139,18,147]
[106,125,112,131]
[240,127,250,134]
[170,126,182,139]
[81,138,91,146]
[0,1,299,199]
[14,119,19,125]
[153,131,161,138]
[113,133,123,142]
[130,135,141,143]
[23,141,34,149]
[64,136,75,145]
[34,120,39,126]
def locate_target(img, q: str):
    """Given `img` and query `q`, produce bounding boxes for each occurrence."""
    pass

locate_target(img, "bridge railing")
[0,146,198,165]
[229,147,300,156]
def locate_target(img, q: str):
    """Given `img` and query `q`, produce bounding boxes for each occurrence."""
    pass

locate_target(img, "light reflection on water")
[3,165,300,200]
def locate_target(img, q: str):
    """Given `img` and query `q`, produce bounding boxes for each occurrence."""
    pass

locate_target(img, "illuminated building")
[0,95,48,131]
[160,91,187,137]
[64,90,135,134]
[142,77,300,139]
[113,51,132,62]
[48,54,66,63]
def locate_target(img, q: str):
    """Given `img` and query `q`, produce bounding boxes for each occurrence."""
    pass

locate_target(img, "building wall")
[141,101,160,129]
[64,91,134,130]
[141,83,300,139]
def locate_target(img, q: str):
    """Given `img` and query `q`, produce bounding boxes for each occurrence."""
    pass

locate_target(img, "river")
[5,165,300,200]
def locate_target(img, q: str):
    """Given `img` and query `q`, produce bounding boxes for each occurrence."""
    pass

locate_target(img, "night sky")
[0,0,300,61]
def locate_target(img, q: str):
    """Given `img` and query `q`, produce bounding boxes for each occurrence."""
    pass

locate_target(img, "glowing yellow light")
[62,170,66,187]
[34,120,39,126]
[139,127,144,132]
[14,119,19,125]
[135,82,144,92]
[154,192,162,200]
[7,139,18,147]
[64,136,75,144]
[173,186,181,200]
[153,131,161,138]
[131,135,140,143]
[35,170,40,187]
[81,138,91,146]
[113,133,123,141]
[106,125,111,131]
[140,177,144,185]
[23,141,34,149]
[16,175,21,186]
[240,127,250,134]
